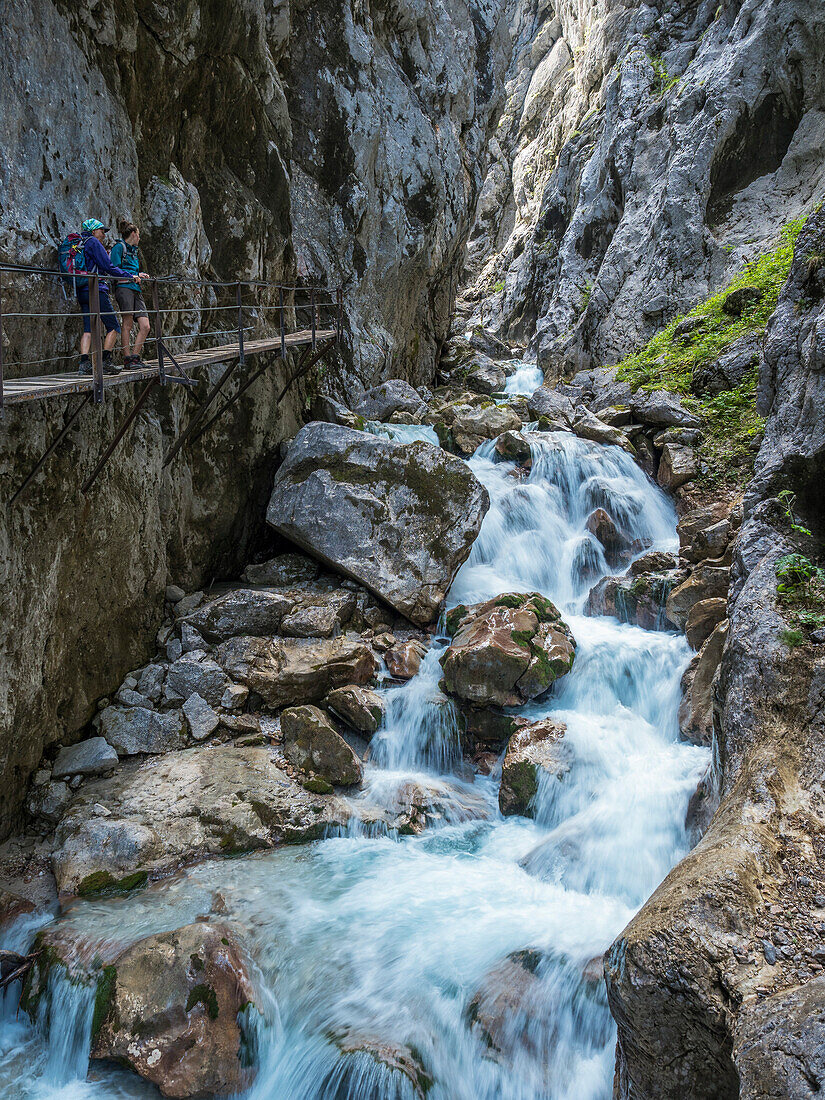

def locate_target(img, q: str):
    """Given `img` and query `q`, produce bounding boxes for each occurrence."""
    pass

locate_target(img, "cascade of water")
[0,410,709,1100]
[503,361,543,397]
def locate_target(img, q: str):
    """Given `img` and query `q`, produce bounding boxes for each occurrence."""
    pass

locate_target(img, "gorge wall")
[0,0,510,837]
[462,0,825,375]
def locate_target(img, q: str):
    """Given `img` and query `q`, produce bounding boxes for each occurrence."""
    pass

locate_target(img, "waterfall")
[0,410,709,1100]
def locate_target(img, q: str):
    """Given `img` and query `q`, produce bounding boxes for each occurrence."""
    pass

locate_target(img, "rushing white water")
[365,420,439,446]
[503,361,543,398]
[0,424,708,1100]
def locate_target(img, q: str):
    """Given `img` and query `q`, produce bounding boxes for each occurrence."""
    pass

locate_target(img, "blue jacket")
[79,233,129,290]
[109,239,141,292]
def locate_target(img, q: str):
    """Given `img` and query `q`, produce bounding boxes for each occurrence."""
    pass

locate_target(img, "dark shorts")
[114,285,148,319]
[77,284,120,335]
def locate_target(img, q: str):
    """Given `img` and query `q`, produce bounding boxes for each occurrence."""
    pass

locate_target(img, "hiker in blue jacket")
[110,219,151,367]
[76,218,130,375]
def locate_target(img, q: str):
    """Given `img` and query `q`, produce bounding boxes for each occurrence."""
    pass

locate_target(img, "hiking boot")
[130,355,146,368]
[78,355,93,375]
[102,353,122,376]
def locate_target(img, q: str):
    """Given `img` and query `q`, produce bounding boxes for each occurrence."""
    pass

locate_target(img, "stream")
[0,370,709,1099]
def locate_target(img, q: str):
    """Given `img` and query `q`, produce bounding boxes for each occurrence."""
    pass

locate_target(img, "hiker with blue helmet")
[111,218,151,368]
[75,218,129,375]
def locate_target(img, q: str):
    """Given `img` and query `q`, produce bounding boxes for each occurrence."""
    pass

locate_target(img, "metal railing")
[0,260,345,413]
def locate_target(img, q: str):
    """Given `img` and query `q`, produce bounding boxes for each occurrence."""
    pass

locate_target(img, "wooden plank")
[2,330,336,407]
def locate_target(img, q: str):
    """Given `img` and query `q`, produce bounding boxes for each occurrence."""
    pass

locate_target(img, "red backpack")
[58,232,87,288]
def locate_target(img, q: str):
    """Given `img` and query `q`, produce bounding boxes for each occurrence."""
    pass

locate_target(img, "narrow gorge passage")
[0,371,708,1100]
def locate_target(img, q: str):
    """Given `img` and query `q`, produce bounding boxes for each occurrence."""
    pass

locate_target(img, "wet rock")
[330,1030,433,1100]
[184,589,294,642]
[384,639,429,680]
[52,745,354,896]
[214,635,376,709]
[665,564,731,629]
[182,693,220,743]
[685,597,728,651]
[352,379,426,422]
[267,423,489,625]
[494,430,533,465]
[364,775,490,836]
[97,707,187,757]
[308,395,362,429]
[282,705,363,788]
[466,356,506,395]
[452,405,523,455]
[684,767,717,847]
[243,553,318,587]
[53,737,119,778]
[325,685,386,735]
[499,718,569,817]
[441,594,575,707]
[90,922,259,1099]
[585,508,631,563]
[679,621,728,746]
[657,443,698,490]
[586,570,681,630]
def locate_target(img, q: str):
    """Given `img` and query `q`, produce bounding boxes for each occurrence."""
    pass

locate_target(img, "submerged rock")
[499,719,569,817]
[266,423,489,625]
[330,1030,434,1100]
[52,745,354,896]
[214,635,376,709]
[441,594,575,707]
[586,569,683,631]
[282,705,363,788]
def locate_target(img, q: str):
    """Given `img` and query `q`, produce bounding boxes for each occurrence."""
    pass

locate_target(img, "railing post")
[311,287,317,350]
[279,285,286,359]
[0,269,5,419]
[236,282,245,367]
[152,280,166,385]
[90,273,105,403]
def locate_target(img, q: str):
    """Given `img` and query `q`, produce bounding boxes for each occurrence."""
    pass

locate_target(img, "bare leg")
[104,329,118,352]
[80,332,91,355]
[121,315,133,357]
[133,317,151,357]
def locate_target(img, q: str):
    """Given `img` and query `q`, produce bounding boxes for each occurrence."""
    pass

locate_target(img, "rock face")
[325,685,385,735]
[0,0,511,838]
[441,594,575,707]
[499,718,569,817]
[51,745,355,896]
[267,424,489,624]
[605,204,825,1099]
[93,923,258,1099]
[462,0,825,378]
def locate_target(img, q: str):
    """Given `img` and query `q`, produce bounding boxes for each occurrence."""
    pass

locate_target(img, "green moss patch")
[186,982,219,1020]
[614,218,806,486]
[92,966,117,1038]
[302,777,334,794]
[77,870,148,898]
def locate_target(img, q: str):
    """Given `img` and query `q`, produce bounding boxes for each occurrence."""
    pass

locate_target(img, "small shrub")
[779,628,806,648]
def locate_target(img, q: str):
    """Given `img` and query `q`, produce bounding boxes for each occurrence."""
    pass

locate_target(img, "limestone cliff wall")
[0,0,509,836]
[463,0,825,375]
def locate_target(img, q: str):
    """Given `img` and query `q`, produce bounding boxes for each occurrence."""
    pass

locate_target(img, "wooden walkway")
[2,329,336,406]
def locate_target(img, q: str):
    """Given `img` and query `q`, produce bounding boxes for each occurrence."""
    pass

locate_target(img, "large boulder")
[184,589,294,640]
[352,380,426,421]
[266,423,489,625]
[665,563,730,629]
[466,355,506,395]
[499,718,569,817]
[214,635,376,709]
[281,705,363,788]
[630,390,701,429]
[441,594,575,707]
[94,923,258,1098]
[526,386,575,423]
[657,443,698,490]
[51,745,354,897]
[53,737,119,777]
